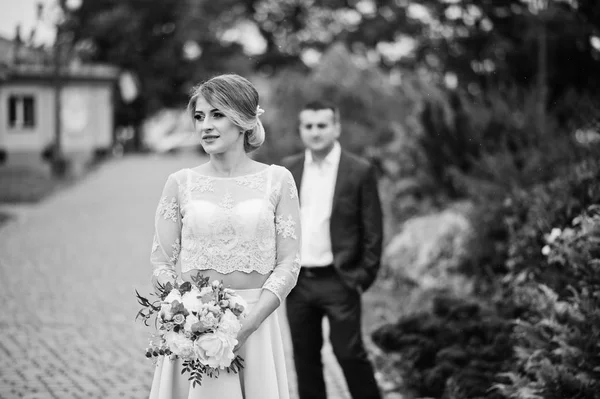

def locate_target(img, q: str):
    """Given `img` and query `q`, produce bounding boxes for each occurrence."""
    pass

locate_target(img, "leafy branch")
[182,359,205,388]
[225,356,245,374]
[135,289,161,326]
[191,272,210,288]
[179,355,245,387]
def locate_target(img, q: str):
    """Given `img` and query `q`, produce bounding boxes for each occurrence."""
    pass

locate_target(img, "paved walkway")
[0,153,351,399]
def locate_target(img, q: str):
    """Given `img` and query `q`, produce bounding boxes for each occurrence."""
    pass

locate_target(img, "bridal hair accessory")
[256,105,265,117]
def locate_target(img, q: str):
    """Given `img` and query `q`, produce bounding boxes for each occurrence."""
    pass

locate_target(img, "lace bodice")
[150,165,301,302]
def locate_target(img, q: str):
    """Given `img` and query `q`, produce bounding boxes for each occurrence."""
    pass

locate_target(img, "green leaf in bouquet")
[191,272,210,288]
[191,370,203,387]
[171,301,189,316]
[226,356,245,374]
[135,309,152,326]
[135,289,162,326]
[231,306,243,317]
[153,281,174,300]
[205,367,220,379]
[179,281,192,293]
[135,289,160,311]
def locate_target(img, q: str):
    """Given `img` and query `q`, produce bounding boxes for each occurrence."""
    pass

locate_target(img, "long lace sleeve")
[150,173,182,289]
[262,168,301,303]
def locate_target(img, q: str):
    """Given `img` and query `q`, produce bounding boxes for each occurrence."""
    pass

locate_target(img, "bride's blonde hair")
[187,74,265,153]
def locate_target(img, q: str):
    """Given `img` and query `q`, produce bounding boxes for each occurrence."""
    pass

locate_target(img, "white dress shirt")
[299,141,341,267]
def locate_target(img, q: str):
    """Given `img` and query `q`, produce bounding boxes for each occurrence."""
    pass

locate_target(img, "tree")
[58,0,600,132]
[60,0,254,148]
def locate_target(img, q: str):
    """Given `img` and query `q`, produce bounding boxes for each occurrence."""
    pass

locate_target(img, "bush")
[372,81,600,398]
[419,86,591,201]
[458,156,600,288]
[497,158,600,291]
[425,86,600,289]
[372,294,514,399]
[492,205,600,399]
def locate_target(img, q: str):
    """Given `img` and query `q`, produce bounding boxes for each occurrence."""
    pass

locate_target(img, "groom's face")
[298,109,340,154]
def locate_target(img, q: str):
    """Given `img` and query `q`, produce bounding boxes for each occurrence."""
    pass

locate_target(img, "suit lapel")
[291,150,348,211]
[332,151,350,215]
[289,154,305,194]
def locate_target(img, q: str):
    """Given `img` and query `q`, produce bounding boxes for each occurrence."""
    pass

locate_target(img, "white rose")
[173,314,185,325]
[182,287,203,314]
[218,309,242,336]
[199,286,214,300]
[160,303,174,321]
[205,302,222,316]
[199,311,220,330]
[162,321,174,331]
[164,331,194,360]
[164,289,182,304]
[193,331,237,369]
[184,314,200,333]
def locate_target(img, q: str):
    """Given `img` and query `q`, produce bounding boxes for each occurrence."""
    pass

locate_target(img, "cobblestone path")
[0,154,351,399]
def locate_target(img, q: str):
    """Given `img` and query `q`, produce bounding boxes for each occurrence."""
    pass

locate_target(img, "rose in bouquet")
[136,273,248,386]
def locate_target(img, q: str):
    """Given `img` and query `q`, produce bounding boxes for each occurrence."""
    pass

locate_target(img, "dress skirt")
[148,288,290,399]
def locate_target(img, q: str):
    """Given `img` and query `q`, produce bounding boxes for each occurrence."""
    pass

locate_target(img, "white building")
[0,36,119,172]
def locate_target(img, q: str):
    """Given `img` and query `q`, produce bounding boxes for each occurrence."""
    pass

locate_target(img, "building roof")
[0,35,49,67]
[8,62,120,82]
[0,35,119,84]
[0,36,14,65]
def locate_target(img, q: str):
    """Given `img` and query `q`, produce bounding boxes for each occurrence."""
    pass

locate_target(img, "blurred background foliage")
[59,0,600,134]
[53,0,600,397]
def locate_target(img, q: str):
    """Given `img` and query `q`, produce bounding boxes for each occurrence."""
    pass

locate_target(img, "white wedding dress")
[147,165,301,399]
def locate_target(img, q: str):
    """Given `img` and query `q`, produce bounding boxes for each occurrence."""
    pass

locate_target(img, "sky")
[0,0,56,45]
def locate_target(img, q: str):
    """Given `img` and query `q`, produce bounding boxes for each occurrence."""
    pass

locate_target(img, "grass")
[0,165,69,203]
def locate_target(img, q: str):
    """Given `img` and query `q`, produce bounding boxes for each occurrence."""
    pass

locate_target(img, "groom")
[282,100,383,399]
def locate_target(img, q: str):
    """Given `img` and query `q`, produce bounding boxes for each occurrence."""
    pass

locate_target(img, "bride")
[148,74,301,398]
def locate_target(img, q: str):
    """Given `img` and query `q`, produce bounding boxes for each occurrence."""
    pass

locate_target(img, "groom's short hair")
[300,100,340,124]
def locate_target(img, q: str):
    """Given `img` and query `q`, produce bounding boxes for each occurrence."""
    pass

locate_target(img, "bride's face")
[193,95,243,155]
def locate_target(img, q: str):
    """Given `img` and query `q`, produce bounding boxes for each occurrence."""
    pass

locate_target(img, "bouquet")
[136,273,247,387]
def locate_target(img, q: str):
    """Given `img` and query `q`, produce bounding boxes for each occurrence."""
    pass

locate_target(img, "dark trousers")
[286,267,381,399]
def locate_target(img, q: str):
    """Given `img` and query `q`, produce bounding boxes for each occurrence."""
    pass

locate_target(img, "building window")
[8,95,36,128]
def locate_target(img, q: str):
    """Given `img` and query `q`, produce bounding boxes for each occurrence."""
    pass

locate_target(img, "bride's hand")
[234,321,258,352]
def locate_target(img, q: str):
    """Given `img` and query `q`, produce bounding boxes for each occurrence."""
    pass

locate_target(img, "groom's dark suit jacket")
[281,150,383,292]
